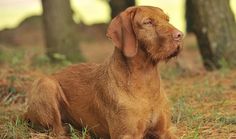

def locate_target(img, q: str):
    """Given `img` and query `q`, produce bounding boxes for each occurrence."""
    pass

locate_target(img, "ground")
[0,19,235,139]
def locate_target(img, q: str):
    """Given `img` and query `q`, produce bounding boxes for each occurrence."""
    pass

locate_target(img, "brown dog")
[25,6,183,139]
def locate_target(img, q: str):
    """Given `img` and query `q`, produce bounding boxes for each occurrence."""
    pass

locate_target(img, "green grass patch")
[0,117,30,139]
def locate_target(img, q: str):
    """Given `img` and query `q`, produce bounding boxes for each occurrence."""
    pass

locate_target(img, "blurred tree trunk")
[185,0,194,33]
[109,0,135,18]
[41,0,84,63]
[186,0,236,70]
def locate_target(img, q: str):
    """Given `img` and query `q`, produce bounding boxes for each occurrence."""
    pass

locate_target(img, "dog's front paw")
[159,132,178,139]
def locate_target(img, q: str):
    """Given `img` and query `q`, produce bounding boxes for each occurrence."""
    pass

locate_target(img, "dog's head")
[106,6,183,62]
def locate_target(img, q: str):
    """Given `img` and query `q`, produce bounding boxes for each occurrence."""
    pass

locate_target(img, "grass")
[168,71,236,139]
[0,116,30,139]
[68,124,89,139]
[0,105,89,139]
[0,46,236,139]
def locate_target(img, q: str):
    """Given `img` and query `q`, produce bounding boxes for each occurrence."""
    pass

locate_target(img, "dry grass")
[168,71,236,139]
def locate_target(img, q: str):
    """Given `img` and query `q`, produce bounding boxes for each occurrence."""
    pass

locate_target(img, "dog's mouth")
[166,45,181,59]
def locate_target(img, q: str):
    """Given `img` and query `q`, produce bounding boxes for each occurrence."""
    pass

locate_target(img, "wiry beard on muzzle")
[150,46,181,63]
[167,48,180,59]
[164,47,181,63]
[138,40,181,64]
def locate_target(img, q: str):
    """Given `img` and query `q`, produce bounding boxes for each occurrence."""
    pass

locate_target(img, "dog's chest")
[149,107,159,125]
[136,96,159,125]
[117,88,161,126]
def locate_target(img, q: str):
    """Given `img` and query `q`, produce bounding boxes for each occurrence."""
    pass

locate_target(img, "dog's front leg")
[110,134,144,139]
[151,112,178,139]
[108,117,146,139]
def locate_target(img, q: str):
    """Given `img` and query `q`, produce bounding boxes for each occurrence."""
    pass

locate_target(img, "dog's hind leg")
[25,77,69,136]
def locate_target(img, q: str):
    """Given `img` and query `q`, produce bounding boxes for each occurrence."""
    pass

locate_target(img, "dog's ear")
[106,8,137,57]
[106,16,122,50]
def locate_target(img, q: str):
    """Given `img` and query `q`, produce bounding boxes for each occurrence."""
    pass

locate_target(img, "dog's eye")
[143,19,153,25]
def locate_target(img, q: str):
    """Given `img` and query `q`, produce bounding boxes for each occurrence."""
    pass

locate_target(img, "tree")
[185,0,194,33]
[108,0,135,18]
[41,0,84,62]
[186,0,236,70]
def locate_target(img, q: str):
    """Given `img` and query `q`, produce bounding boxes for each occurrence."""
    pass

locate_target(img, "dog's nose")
[172,30,183,41]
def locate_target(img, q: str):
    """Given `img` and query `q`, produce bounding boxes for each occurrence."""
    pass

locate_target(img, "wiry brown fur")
[25,6,183,139]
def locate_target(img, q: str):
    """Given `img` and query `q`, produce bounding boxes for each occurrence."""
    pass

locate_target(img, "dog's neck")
[108,47,160,89]
[111,47,158,71]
